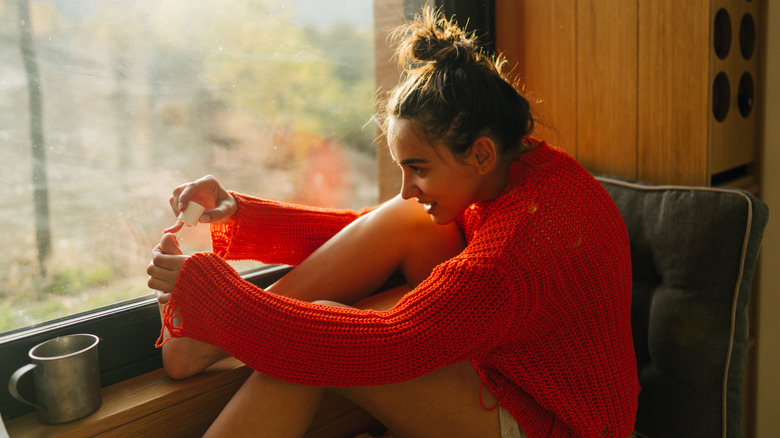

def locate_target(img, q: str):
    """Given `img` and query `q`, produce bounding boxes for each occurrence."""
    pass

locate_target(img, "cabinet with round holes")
[495,0,762,190]
[709,0,760,186]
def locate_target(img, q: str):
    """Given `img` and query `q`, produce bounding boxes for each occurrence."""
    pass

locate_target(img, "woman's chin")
[428,210,456,225]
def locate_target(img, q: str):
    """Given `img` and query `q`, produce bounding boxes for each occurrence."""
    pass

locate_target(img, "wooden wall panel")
[497,0,637,179]
[496,0,577,156]
[576,0,638,179]
[637,0,710,186]
[374,0,405,201]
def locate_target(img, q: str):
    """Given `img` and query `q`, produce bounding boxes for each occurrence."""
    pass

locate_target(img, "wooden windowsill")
[6,357,384,438]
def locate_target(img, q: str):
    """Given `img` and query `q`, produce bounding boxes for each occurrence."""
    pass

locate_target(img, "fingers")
[168,177,206,219]
[154,175,234,294]
[147,234,187,293]
[147,261,175,293]
[169,180,194,217]
[147,254,184,292]
[201,194,237,224]
[167,175,237,226]
[163,221,185,235]
[157,290,171,305]
[176,174,216,209]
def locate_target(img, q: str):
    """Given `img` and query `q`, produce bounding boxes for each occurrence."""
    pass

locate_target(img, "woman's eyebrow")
[400,158,429,165]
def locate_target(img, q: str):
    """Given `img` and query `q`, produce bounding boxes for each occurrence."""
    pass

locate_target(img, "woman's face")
[387,118,483,225]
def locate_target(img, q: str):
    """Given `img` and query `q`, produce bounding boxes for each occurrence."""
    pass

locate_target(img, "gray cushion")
[595,176,769,438]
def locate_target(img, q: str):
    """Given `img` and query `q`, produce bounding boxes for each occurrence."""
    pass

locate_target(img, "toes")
[160,232,183,255]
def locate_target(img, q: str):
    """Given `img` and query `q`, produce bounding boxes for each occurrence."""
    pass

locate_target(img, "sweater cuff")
[209,191,292,262]
[157,251,250,347]
[209,191,246,259]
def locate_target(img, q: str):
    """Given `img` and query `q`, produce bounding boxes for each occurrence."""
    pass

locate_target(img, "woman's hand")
[148,233,188,303]
[165,175,238,234]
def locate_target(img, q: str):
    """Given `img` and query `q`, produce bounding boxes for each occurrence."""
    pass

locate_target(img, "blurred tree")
[191,0,374,151]
[308,21,376,153]
[17,0,51,277]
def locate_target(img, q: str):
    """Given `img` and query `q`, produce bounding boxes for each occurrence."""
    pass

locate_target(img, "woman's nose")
[400,175,420,200]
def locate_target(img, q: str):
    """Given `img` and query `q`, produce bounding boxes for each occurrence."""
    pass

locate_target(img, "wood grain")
[576,0,638,179]
[374,0,404,201]
[95,378,245,437]
[496,0,578,155]
[637,0,710,185]
[5,357,251,438]
[6,357,384,438]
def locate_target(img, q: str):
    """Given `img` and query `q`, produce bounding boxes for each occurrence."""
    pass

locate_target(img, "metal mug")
[8,333,102,424]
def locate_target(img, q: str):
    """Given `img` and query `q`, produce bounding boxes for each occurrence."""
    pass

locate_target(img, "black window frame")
[0,265,290,420]
[436,0,495,53]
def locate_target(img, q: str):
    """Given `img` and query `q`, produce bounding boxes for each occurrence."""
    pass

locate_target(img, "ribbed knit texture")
[161,140,639,437]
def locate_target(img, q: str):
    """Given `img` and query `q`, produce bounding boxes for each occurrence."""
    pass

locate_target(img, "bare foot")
[161,333,229,379]
[156,233,229,379]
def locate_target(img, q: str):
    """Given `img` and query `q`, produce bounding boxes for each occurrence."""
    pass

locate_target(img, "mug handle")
[8,363,45,412]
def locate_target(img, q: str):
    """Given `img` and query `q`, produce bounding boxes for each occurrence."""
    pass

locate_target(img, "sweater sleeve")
[209,192,378,266]
[160,251,518,387]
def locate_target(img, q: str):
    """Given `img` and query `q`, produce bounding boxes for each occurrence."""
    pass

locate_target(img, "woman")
[148,8,639,437]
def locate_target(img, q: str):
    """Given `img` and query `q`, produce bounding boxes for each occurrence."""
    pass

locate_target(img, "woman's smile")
[419,200,437,214]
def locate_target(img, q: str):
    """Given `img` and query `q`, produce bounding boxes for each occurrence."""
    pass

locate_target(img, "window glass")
[0,0,380,333]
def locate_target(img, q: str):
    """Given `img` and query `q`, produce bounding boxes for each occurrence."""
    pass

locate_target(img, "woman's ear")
[471,136,498,174]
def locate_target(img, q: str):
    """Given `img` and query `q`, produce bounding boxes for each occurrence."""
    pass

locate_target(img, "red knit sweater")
[160,140,639,437]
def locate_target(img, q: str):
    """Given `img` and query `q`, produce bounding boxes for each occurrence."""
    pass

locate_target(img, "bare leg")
[205,371,326,438]
[335,360,500,438]
[159,195,464,379]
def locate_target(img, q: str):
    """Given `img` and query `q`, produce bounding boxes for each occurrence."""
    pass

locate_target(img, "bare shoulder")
[368,195,439,230]
[372,195,463,241]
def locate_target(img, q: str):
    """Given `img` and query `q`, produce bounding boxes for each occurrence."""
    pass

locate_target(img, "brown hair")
[381,7,534,157]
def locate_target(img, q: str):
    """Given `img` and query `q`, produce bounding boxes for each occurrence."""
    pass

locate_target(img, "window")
[0,0,484,421]
[1,0,378,335]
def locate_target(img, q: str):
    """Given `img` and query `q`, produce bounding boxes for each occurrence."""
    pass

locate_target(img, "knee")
[312,300,353,309]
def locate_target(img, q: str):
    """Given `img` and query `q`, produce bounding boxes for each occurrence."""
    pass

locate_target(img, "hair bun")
[382,6,534,163]
[392,7,479,68]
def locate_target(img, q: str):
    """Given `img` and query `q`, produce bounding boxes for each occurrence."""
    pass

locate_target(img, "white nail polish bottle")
[178,201,206,227]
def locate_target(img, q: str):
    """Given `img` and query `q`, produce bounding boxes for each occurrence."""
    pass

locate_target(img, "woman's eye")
[410,166,424,175]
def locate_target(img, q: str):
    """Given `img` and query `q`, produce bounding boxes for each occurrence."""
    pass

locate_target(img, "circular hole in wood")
[738,72,754,118]
[713,9,732,60]
[740,13,756,60]
[713,72,730,122]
